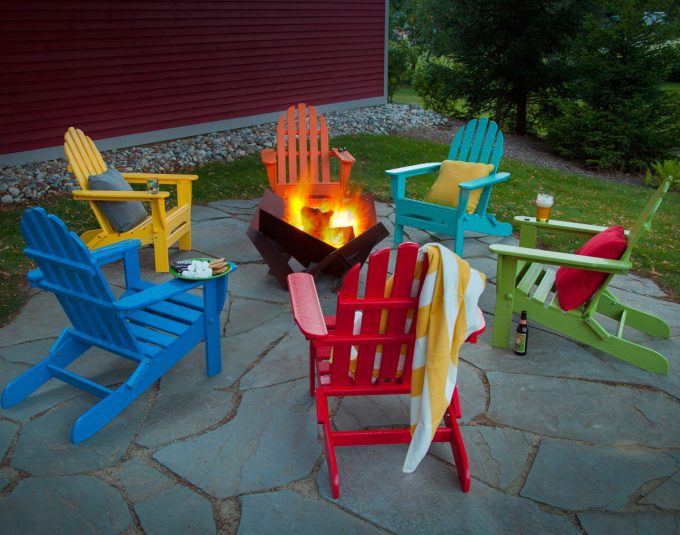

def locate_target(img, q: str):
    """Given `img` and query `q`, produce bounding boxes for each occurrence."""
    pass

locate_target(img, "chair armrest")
[72,190,170,202]
[114,278,206,311]
[490,244,632,273]
[458,172,510,190]
[26,240,142,288]
[514,216,631,237]
[121,173,198,184]
[386,162,442,179]
[261,148,277,165]
[287,273,328,340]
[331,148,356,164]
[91,240,142,265]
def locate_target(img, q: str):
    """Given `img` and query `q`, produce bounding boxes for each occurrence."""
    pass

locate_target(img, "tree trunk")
[515,91,527,135]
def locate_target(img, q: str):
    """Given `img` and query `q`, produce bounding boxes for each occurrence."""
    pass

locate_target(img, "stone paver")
[136,389,234,448]
[191,217,259,263]
[119,458,175,502]
[521,440,678,509]
[0,418,18,460]
[0,475,131,534]
[239,327,309,389]
[238,490,383,535]
[0,466,14,489]
[487,372,680,447]
[578,512,680,534]
[318,445,580,535]
[159,315,291,395]
[640,471,680,510]
[12,393,150,476]
[135,485,216,535]
[153,378,319,498]
[1,200,679,534]
[431,426,534,490]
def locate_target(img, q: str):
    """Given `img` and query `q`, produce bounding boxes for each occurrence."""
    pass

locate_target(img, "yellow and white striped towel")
[403,243,486,473]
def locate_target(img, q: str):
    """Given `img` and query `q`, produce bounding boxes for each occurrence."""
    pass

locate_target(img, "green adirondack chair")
[491,176,673,374]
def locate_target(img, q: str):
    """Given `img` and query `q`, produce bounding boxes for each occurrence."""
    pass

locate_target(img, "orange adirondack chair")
[287,242,483,499]
[261,103,355,197]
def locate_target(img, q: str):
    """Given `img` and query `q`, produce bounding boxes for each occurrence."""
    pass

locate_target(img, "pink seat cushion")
[555,226,628,311]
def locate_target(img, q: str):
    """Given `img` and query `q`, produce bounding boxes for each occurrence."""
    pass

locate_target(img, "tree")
[545,1,680,169]
[411,0,589,134]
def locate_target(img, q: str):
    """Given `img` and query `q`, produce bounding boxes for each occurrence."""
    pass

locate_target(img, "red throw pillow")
[555,226,628,311]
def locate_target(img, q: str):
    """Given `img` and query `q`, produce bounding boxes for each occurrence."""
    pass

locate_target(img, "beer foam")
[536,193,554,207]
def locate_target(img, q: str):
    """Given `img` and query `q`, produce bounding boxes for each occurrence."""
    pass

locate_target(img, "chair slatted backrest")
[64,127,107,190]
[330,243,427,386]
[448,118,504,172]
[275,103,333,187]
[64,127,113,232]
[584,176,672,316]
[21,208,142,354]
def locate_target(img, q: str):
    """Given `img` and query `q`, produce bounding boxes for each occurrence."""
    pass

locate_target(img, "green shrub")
[645,159,680,191]
[544,4,680,171]
[388,39,417,102]
[412,56,463,116]
[546,94,680,170]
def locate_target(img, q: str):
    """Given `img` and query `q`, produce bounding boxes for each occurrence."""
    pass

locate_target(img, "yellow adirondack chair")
[64,127,197,272]
[261,103,355,197]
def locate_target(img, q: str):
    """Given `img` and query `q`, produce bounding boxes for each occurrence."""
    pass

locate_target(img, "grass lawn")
[661,81,680,95]
[1,134,678,327]
[392,86,424,106]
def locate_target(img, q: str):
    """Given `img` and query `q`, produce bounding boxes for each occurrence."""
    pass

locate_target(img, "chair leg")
[395,223,404,245]
[597,336,669,374]
[453,224,465,257]
[492,256,517,349]
[597,292,671,339]
[178,227,192,251]
[153,240,170,272]
[1,332,89,408]
[309,342,316,397]
[317,391,341,499]
[444,403,470,493]
[203,279,222,377]
[452,386,461,419]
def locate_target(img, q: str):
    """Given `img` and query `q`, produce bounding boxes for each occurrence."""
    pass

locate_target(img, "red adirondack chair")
[261,103,355,197]
[287,242,483,499]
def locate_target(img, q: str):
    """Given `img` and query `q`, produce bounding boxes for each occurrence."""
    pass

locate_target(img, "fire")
[283,177,371,248]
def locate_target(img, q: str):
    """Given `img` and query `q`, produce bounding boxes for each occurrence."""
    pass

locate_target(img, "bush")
[388,39,417,102]
[645,159,680,191]
[544,5,680,171]
[546,94,680,170]
[412,56,464,116]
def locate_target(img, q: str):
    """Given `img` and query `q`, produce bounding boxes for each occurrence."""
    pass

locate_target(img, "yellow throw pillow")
[424,160,494,213]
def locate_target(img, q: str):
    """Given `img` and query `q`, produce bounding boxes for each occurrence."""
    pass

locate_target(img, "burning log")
[300,206,355,246]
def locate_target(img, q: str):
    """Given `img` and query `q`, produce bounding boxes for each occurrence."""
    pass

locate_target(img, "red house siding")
[0,0,386,161]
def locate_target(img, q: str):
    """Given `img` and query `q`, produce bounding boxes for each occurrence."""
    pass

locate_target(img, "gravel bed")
[0,104,447,204]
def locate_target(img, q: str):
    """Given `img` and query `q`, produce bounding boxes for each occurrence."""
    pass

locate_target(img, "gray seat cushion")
[88,168,148,232]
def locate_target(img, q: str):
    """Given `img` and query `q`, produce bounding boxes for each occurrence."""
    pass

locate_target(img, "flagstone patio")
[1,200,679,534]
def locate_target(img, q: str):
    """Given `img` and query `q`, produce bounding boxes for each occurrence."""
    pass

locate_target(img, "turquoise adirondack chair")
[387,118,511,256]
[1,208,235,443]
[491,176,673,374]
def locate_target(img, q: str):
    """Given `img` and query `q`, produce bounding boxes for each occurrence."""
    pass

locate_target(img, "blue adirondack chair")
[1,208,235,443]
[386,118,512,256]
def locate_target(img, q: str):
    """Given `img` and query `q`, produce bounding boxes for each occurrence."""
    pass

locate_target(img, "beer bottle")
[514,311,528,355]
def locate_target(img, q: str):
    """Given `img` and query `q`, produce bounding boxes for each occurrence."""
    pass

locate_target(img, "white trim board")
[1,96,387,166]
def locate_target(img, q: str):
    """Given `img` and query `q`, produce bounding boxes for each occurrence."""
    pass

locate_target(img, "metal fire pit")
[248,189,389,288]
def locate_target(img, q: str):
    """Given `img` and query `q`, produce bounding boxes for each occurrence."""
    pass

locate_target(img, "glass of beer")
[536,192,554,222]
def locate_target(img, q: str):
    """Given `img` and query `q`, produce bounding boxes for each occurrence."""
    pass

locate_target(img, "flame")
[283,173,371,248]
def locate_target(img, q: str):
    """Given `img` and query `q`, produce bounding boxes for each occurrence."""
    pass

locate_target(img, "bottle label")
[515,333,527,354]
